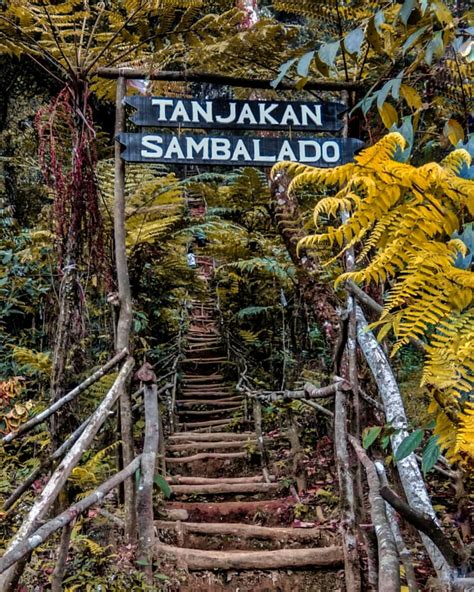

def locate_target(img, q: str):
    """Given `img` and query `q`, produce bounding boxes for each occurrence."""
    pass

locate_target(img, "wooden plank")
[125,96,344,132]
[119,133,364,168]
[177,406,241,416]
[167,475,269,484]
[178,419,232,429]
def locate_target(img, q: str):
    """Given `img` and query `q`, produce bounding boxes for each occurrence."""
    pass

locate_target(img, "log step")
[180,391,235,398]
[169,482,279,495]
[177,406,241,416]
[155,521,321,541]
[177,418,233,429]
[183,375,224,382]
[155,543,344,570]
[164,498,294,519]
[176,397,243,407]
[182,358,228,364]
[169,432,254,441]
[168,474,270,484]
[168,439,257,452]
[165,452,247,463]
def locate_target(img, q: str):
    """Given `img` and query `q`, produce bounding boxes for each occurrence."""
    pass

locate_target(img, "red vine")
[35,85,107,281]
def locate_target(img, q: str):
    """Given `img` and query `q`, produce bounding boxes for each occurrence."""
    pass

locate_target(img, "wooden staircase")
[154,258,344,591]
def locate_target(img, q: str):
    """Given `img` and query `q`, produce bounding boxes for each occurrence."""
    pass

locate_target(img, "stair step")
[180,391,235,398]
[165,452,247,463]
[176,397,243,407]
[155,543,343,570]
[169,482,279,495]
[170,432,254,442]
[178,419,233,429]
[168,474,269,484]
[168,439,256,452]
[177,405,241,416]
[155,521,321,541]
[182,358,228,364]
[164,497,294,519]
[183,375,224,382]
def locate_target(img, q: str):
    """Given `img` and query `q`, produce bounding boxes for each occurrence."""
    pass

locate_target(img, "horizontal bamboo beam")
[96,68,364,91]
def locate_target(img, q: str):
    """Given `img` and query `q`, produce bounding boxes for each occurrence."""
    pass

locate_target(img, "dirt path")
[154,255,344,591]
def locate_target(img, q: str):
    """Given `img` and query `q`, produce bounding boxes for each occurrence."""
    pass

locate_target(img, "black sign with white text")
[125,96,344,132]
[118,133,364,167]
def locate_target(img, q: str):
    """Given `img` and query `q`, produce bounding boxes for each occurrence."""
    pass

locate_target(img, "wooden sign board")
[118,133,364,167]
[124,96,344,132]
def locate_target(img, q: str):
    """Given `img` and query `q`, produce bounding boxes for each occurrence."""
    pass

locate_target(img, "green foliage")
[153,474,171,498]
[272,1,472,142]
[362,426,382,449]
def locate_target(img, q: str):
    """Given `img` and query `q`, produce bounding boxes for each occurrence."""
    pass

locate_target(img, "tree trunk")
[269,173,341,356]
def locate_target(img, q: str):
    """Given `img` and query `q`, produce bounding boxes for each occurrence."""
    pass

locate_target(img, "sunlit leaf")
[443,119,465,146]
[431,0,453,25]
[271,58,297,89]
[344,28,364,57]
[378,102,398,129]
[400,84,422,110]
[296,51,314,77]
[318,41,340,67]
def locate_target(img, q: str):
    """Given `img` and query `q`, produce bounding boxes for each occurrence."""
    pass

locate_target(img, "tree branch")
[380,485,465,569]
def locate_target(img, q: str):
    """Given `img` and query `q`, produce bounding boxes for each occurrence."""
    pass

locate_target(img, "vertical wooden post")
[334,383,361,591]
[341,89,364,521]
[286,408,307,493]
[137,384,159,583]
[253,399,271,483]
[114,76,136,541]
